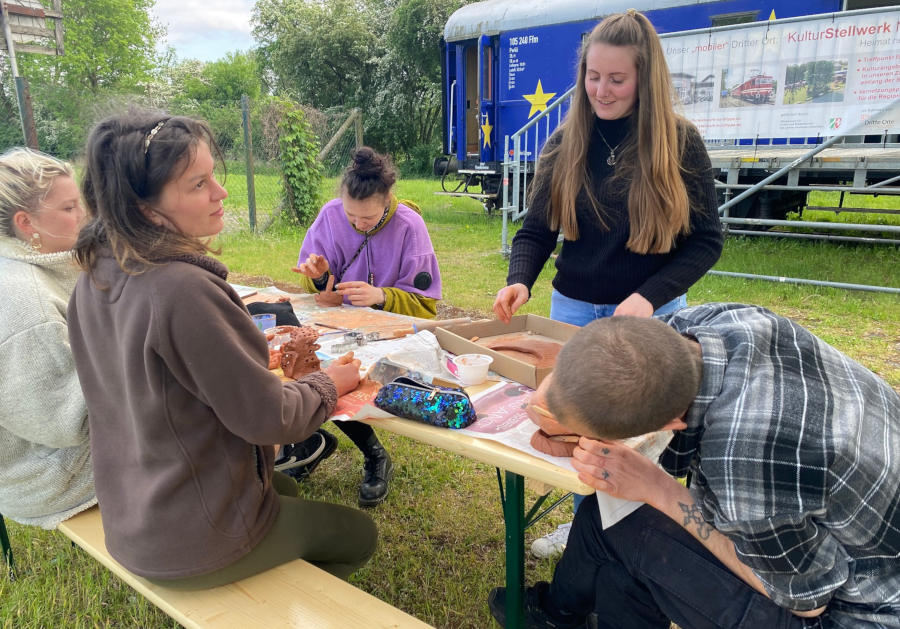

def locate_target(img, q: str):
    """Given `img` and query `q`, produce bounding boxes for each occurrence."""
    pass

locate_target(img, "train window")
[710,11,759,27]
[483,45,493,101]
[844,0,896,7]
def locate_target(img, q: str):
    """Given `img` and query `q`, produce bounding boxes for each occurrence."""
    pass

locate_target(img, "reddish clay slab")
[481,333,564,369]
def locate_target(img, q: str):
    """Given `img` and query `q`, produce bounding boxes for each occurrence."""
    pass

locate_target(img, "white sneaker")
[530,522,572,559]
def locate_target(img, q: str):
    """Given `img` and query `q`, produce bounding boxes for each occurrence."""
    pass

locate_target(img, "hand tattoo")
[678,502,713,540]
[601,447,610,455]
[601,470,609,480]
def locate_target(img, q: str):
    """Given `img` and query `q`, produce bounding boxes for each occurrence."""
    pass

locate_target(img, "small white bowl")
[450,353,493,386]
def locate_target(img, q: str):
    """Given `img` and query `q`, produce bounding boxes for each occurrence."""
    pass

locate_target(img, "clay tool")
[532,426,581,443]
[312,321,346,330]
[317,330,347,337]
[528,406,580,442]
[351,331,402,344]
[387,317,477,338]
[527,403,555,419]
[547,434,580,443]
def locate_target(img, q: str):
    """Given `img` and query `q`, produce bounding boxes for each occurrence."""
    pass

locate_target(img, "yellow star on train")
[481,116,493,148]
[523,79,556,118]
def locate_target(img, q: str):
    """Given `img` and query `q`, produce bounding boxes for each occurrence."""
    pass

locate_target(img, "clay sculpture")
[280,326,321,379]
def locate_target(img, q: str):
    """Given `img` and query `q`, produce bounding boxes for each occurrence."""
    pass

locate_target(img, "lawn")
[1,176,897,629]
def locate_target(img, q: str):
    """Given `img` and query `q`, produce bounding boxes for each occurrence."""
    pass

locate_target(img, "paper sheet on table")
[575,432,673,529]
[229,283,260,299]
[355,380,672,527]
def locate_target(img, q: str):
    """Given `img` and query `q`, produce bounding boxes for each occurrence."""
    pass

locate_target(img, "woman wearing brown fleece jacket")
[67,111,376,587]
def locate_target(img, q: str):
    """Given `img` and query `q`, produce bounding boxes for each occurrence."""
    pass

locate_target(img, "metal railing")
[498,89,898,293]
[501,86,574,255]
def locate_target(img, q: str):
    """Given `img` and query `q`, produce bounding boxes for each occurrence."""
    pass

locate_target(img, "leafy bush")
[399,142,441,177]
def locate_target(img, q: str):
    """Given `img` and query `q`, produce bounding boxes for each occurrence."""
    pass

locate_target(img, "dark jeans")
[548,494,824,629]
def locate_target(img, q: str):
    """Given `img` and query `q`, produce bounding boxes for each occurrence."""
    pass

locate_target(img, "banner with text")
[662,9,900,139]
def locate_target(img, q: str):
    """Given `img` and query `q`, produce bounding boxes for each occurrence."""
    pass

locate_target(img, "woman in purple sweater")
[281,148,442,507]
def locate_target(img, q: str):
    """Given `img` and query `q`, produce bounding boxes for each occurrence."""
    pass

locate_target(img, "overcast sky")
[151,0,257,62]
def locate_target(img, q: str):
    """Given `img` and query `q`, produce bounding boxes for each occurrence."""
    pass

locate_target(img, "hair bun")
[350,147,381,178]
[342,146,396,199]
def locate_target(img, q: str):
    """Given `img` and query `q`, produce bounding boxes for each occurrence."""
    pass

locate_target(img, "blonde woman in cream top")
[0,147,95,529]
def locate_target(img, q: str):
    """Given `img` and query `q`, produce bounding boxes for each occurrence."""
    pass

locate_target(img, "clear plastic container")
[264,325,295,349]
[449,353,493,386]
[251,313,276,332]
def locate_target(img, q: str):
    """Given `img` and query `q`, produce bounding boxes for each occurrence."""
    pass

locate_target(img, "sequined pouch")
[373,376,476,429]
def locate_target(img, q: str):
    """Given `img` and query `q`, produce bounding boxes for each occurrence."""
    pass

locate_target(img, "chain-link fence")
[172,96,362,232]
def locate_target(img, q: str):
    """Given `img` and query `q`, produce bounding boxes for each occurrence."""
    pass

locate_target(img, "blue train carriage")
[433,0,853,212]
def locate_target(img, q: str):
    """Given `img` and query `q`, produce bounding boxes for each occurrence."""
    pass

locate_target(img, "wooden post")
[1,2,38,148]
[241,94,257,232]
[317,108,360,161]
[51,0,63,55]
[16,77,38,149]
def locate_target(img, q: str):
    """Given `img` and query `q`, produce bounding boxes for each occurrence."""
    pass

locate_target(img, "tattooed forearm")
[678,502,713,540]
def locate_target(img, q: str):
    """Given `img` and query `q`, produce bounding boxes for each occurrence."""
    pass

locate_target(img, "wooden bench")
[58,507,432,628]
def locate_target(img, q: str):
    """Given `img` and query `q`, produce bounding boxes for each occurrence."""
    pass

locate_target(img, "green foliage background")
[0,0,480,174]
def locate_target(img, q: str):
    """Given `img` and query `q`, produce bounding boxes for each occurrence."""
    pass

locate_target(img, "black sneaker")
[275,429,338,480]
[488,581,586,628]
[274,432,325,471]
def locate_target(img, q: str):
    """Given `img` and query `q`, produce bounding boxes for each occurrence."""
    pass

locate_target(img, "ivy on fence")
[277,101,323,226]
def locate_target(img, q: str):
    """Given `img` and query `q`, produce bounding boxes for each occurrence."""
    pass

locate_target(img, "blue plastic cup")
[251,313,276,332]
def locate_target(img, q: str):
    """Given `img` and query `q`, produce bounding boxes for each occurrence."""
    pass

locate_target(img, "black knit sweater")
[506,115,723,310]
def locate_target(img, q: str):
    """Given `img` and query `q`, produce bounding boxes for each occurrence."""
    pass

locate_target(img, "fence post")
[1,2,39,149]
[15,77,38,149]
[354,109,363,148]
[241,94,257,232]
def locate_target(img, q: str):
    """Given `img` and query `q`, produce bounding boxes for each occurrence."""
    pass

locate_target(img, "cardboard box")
[434,314,579,389]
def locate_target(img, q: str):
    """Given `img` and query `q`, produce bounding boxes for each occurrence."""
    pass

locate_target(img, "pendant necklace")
[596,129,624,166]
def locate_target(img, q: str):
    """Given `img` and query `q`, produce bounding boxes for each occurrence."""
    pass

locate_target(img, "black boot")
[358,437,393,507]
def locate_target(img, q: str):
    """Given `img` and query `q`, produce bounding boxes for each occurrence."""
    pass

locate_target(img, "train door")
[478,34,496,164]
[440,39,455,157]
[465,46,479,156]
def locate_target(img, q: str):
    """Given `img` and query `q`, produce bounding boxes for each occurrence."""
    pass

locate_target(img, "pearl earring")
[30,231,42,252]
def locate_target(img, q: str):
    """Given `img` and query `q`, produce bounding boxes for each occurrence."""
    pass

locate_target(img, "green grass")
[2,176,898,628]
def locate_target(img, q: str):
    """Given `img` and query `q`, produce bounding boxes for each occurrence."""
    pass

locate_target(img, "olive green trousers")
[148,471,377,589]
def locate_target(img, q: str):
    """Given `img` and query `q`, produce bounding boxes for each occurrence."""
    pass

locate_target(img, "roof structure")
[444,0,717,41]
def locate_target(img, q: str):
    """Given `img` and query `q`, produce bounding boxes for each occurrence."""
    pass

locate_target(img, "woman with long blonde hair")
[493,10,724,560]
[494,9,722,323]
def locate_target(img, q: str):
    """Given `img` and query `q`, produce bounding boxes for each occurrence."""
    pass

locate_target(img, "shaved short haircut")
[546,316,701,439]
